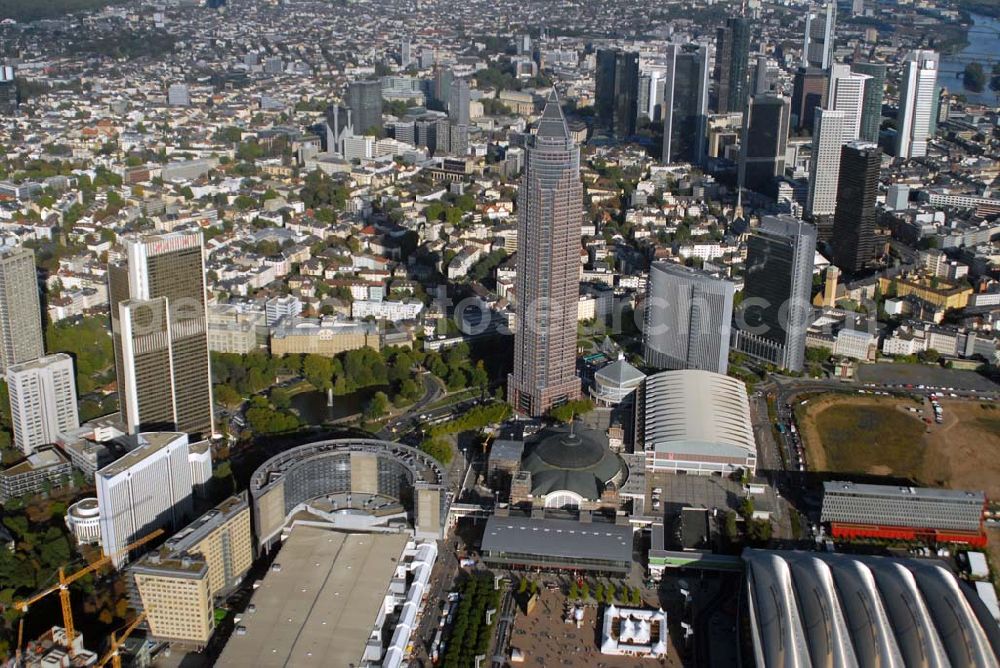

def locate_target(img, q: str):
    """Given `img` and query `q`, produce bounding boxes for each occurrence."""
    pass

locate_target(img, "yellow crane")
[13,528,165,655]
[97,612,147,668]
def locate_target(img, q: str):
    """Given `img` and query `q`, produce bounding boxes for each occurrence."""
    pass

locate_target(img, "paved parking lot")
[856,363,999,393]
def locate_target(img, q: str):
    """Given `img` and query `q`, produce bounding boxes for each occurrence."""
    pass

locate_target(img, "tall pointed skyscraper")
[508,92,582,416]
[109,231,214,438]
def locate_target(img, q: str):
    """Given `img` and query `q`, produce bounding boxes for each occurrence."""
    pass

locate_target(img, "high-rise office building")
[324,104,353,155]
[595,50,617,131]
[831,142,881,275]
[432,68,453,111]
[97,432,196,567]
[167,84,190,107]
[739,93,791,196]
[807,108,850,234]
[508,92,582,416]
[130,493,253,645]
[803,1,836,69]
[448,77,470,127]
[594,49,639,138]
[827,64,869,141]
[713,17,752,114]
[401,36,412,68]
[109,231,214,438]
[7,354,79,456]
[790,66,827,132]
[638,71,664,121]
[0,66,18,115]
[754,55,774,95]
[643,262,734,375]
[347,79,383,135]
[0,246,43,374]
[896,50,939,159]
[662,43,709,165]
[735,215,816,373]
[851,61,887,143]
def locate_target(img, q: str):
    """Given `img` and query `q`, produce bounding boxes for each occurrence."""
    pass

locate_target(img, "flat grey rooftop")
[481,515,632,563]
[217,526,407,668]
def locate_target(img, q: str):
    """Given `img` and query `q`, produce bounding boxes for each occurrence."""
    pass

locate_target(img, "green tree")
[303,354,334,390]
[270,386,292,410]
[364,391,390,420]
[964,62,986,92]
[919,348,941,364]
[547,398,595,423]
[419,438,453,465]
[213,384,242,408]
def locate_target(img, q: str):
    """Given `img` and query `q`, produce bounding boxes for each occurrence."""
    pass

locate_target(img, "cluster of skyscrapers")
[587,2,939,284]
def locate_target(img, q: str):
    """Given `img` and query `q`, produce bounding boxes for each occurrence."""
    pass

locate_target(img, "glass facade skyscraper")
[347,79,383,135]
[739,93,790,196]
[832,142,881,275]
[851,61,887,143]
[714,17,751,114]
[594,49,639,139]
[662,43,709,165]
[735,215,816,373]
[643,262,734,375]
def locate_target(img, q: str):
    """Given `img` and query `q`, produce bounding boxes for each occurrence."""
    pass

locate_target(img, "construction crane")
[13,529,164,655]
[97,612,147,668]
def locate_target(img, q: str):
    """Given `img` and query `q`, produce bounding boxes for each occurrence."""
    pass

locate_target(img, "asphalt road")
[376,372,444,439]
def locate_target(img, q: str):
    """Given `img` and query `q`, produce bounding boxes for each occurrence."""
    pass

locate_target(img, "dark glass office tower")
[735,215,816,373]
[714,17,751,113]
[110,231,214,437]
[831,142,881,275]
[347,79,383,135]
[431,68,453,111]
[851,61,886,143]
[739,93,791,196]
[663,43,709,165]
[448,77,470,126]
[594,49,639,138]
[595,49,617,131]
[791,66,828,132]
[508,92,582,416]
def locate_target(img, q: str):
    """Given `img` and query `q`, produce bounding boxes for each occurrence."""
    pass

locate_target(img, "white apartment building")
[6,353,79,455]
[351,299,424,322]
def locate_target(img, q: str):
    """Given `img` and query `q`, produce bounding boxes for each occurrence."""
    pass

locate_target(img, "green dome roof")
[521,422,627,500]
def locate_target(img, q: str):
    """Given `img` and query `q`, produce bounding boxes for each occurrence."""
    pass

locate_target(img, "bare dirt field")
[798,395,1000,497]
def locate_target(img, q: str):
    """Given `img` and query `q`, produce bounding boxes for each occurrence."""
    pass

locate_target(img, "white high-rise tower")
[828,63,870,141]
[807,108,850,219]
[896,50,939,159]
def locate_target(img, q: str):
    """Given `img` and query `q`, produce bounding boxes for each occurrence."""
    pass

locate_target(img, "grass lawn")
[808,401,926,477]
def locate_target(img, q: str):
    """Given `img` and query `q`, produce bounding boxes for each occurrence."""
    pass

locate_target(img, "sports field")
[797,394,1000,497]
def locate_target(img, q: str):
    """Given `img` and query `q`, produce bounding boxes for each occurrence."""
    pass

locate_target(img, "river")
[290,385,390,424]
[939,13,1000,106]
